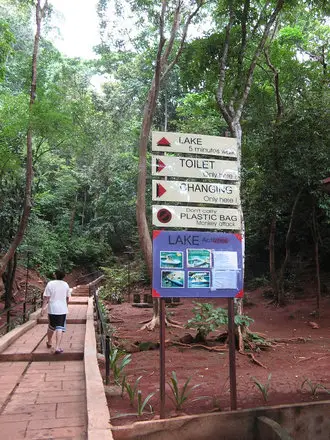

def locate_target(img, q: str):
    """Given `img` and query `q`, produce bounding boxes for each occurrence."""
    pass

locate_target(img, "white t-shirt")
[43,280,71,315]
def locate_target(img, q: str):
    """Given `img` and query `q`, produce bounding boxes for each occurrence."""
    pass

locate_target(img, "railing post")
[33,292,37,312]
[6,309,10,333]
[105,335,110,385]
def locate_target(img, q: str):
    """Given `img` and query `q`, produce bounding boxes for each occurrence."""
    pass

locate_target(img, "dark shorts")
[48,314,67,332]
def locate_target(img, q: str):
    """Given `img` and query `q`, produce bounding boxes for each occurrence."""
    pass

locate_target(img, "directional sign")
[152,155,238,181]
[152,180,240,206]
[153,205,241,230]
[152,131,237,158]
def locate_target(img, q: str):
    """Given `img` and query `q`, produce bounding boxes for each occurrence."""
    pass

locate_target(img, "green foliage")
[0,19,15,82]
[122,375,142,406]
[136,390,154,416]
[252,374,272,402]
[301,378,330,397]
[100,263,145,304]
[186,302,227,342]
[109,348,131,385]
[167,371,200,411]
[186,302,254,342]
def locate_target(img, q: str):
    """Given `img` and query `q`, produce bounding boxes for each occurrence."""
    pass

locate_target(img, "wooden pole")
[228,298,237,410]
[159,298,166,418]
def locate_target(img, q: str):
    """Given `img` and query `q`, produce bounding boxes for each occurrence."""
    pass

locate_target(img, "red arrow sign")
[156,183,167,198]
[156,158,166,173]
[157,137,171,147]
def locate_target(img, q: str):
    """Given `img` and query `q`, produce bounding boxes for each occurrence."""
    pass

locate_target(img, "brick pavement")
[0,296,90,439]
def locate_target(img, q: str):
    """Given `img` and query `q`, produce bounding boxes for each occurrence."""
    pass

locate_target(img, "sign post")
[151,130,242,416]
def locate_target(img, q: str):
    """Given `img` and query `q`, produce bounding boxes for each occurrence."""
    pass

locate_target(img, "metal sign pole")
[227,297,237,410]
[159,297,166,418]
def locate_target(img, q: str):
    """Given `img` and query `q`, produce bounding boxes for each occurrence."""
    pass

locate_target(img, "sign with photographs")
[152,230,243,298]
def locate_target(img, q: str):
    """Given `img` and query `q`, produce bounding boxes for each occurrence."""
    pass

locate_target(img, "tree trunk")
[2,252,17,310]
[69,193,78,236]
[269,215,278,297]
[312,204,321,314]
[0,0,48,277]
[277,188,302,304]
[136,1,204,330]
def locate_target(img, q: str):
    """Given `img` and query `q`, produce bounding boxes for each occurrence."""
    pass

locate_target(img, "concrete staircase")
[72,285,90,297]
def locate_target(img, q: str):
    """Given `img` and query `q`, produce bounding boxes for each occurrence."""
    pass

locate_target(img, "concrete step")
[72,290,89,297]
[38,317,86,324]
[0,352,84,362]
[69,297,89,304]
[0,323,85,363]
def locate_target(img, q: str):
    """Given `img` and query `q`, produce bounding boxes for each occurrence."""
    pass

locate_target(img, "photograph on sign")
[186,249,212,268]
[160,251,183,269]
[152,156,238,181]
[153,230,243,298]
[153,205,241,231]
[152,180,240,206]
[188,271,211,288]
[152,131,237,158]
[161,270,185,288]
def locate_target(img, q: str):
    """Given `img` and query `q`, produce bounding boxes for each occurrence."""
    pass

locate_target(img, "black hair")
[55,269,65,280]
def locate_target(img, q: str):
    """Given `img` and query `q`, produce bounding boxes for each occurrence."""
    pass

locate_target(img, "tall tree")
[135,0,205,329]
[0,0,49,277]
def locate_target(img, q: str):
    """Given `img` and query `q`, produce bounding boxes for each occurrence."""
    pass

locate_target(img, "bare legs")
[55,330,64,352]
[47,328,54,347]
[46,328,64,352]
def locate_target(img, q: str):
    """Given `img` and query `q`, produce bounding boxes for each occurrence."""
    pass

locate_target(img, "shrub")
[186,302,254,343]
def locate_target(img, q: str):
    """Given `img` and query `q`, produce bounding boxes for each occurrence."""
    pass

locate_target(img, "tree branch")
[161,0,205,82]
[235,0,285,121]
[216,0,234,127]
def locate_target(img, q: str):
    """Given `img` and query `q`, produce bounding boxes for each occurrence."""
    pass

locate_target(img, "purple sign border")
[152,230,243,298]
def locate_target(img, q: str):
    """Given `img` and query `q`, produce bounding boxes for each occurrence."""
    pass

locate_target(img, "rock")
[104,385,122,397]
[138,341,159,351]
[308,321,319,329]
[97,353,105,362]
[179,333,194,344]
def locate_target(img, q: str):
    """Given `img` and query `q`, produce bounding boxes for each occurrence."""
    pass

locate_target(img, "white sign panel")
[152,155,238,181]
[152,205,241,230]
[152,180,240,206]
[152,131,237,158]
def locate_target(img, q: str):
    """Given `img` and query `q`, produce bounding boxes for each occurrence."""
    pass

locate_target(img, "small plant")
[109,348,131,384]
[167,371,200,410]
[136,390,155,416]
[252,373,272,402]
[301,378,330,398]
[186,302,255,343]
[186,302,227,342]
[122,375,143,405]
[112,389,155,419]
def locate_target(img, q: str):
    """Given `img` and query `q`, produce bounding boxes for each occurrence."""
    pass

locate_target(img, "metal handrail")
[93,286,111,385]
[0,290,42,334]
[76,270,104,286]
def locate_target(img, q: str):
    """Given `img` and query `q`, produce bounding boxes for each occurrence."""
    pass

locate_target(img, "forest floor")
[100,288,330,426]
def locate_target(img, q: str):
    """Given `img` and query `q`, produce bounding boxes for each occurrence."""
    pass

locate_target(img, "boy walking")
[42,269,71,354]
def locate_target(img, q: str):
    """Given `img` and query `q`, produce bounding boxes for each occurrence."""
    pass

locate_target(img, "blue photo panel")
[152,230,243,298]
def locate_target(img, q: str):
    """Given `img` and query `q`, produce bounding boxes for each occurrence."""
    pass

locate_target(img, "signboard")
[152,180,240,206]
[152,155,238,181]
[152,205,240,230]
[152,131,237,158]
[152,230,243,298]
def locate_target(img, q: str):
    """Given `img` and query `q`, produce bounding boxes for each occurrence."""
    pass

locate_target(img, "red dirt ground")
[101,289,330,426]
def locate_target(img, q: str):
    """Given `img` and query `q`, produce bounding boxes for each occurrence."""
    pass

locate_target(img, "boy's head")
[55,269,65,280]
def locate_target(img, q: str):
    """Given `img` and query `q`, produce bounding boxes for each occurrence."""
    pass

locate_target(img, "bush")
[100,263,144,304]
[186,302,254,343]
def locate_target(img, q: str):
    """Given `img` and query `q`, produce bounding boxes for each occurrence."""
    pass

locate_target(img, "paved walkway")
[0,286,93,440]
